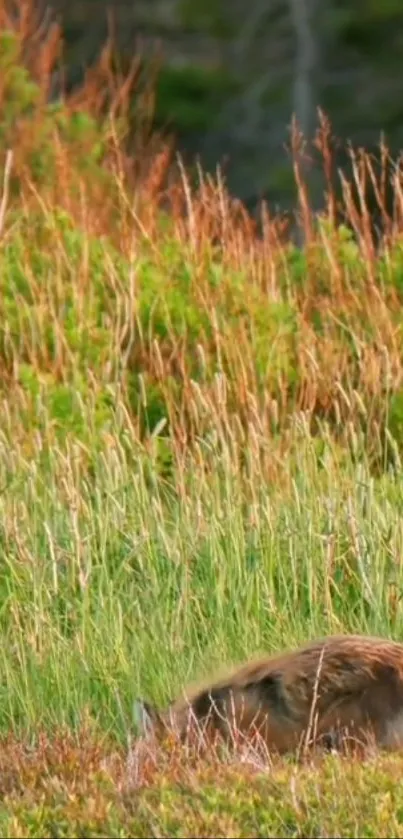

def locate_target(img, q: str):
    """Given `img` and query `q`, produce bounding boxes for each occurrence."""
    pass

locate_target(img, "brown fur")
[136,634,403,756]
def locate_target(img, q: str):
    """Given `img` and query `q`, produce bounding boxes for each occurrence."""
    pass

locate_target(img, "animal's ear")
[132,698,161,738]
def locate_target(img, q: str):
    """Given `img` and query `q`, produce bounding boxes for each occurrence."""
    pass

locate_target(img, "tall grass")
[0,0,403,770]
[2,7,403,836]
[1,399,403,743]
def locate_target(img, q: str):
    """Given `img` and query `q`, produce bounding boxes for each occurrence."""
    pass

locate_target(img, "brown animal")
[133,634,403,756]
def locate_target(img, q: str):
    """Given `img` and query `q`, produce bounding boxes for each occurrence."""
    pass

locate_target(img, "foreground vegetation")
[1,728,403,837]
[1,5,403,834]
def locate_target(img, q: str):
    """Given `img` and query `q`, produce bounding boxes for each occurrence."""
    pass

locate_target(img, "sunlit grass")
[1,5,403,833]
[0,415,402,742]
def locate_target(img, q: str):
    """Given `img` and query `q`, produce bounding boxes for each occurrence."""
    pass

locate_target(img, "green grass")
[0,417,403,741]
[1,16,403,835]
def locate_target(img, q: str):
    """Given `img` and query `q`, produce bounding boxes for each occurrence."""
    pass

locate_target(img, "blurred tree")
[289,0,320,147]
[30,0,403,219]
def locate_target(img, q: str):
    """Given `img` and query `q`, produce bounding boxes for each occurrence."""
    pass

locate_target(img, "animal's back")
[149,635,403,753]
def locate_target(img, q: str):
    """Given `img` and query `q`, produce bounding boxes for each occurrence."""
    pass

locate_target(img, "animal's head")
[132,698,169,741]
[133,692,227,749]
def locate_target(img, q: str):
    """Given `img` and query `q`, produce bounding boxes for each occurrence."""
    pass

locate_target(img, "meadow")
[2,7,403,835]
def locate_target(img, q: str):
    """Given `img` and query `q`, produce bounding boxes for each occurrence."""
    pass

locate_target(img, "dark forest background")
[39,0,403,220]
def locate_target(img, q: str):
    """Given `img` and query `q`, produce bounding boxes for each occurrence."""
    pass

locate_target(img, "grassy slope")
[1,15,403,837]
